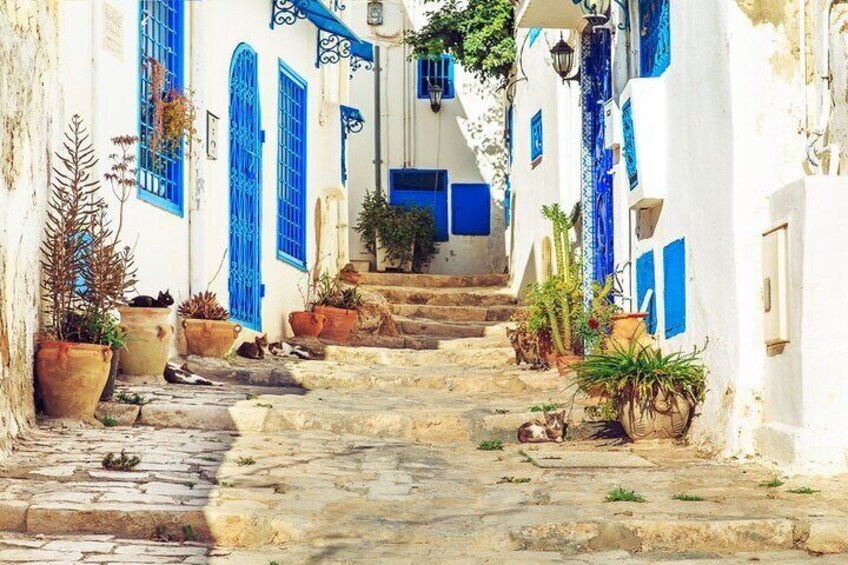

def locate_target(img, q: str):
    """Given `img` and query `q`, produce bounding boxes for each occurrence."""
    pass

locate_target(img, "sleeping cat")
[268,341,312,360]
[163,362,218,386]
[517,410,567,444]
[236,335,269,360]
[129,290,174,308]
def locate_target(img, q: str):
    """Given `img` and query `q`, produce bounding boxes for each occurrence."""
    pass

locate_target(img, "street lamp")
[367,0,384,26]
[578,0,611,25]
[428,82,444,113]
[550,35,579,83]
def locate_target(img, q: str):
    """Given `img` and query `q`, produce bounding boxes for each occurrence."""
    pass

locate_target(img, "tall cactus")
[541,204,576,355]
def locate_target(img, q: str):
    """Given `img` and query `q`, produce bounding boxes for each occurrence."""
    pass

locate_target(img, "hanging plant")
[147,58,200,161]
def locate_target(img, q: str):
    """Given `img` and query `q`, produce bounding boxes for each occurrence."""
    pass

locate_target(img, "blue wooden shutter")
[530,110,543,162]
[417,55,455,99]
[663,238,686,338]
[636,251,657,334]
[277,60,308,269]
[451,183,490,236]
[389,169,449,242]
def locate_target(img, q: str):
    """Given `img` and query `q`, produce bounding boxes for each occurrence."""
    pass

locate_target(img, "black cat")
[129,290,174,308]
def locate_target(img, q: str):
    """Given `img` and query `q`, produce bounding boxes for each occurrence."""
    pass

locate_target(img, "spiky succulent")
[177,291,229,321]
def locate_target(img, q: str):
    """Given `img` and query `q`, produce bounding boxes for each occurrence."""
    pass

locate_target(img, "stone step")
[391,303,519,323]
[359,272,509,288]
[368,285,518,307]
[397,318,489,338]
[322,343,516,367]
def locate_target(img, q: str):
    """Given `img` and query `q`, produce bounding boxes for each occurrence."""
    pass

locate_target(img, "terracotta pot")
[118,307,173,376]
[181,319,242,358]
[556,354,583,377]
[618,389,692,441]
[100,347,121,401]
[36,341,112,419]
[314,306,358,343]
[608,313,653,350]
[289,311,326,338]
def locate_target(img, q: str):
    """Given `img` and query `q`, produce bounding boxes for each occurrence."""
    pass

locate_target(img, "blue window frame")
[530,110,543,163]
[389,169,449,242]
[528,28,542,47]
[663,238,687,338]
[636,251,657,334]
[277,60,308,269]
[639,0,671,77]
[417,55,455,100]
[451,183,490,236]
[138,0,185,216]
[622,99,638,189]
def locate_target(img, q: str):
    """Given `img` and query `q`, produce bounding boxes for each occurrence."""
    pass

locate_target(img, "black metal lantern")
[367,0,384,26]
[428,82,444,113]
[550,35,578,83]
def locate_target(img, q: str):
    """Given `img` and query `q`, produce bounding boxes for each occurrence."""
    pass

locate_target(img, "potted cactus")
[178,291,241,358]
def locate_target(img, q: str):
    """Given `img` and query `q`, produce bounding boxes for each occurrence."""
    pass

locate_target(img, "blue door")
[228,44,263,330]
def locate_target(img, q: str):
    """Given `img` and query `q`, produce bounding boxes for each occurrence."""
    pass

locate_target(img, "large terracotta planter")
[556,354,583,377]
[36,341,112,419]
[314,306,358,343]
[289,311,326,338]
[182,319,242,358]
[618,390,692,441]
[118,307,173,376]
[608,312,653,350]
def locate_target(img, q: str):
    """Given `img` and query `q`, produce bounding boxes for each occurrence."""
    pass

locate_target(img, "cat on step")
[235,335,312,361]
[129,290,174,308]
[236,335,269,360]
[163,362,218,386]
[517,410,567,444]
[268,340,312,360]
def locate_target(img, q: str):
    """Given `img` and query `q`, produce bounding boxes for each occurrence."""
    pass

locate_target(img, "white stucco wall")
[346,0,507,275]
[59,0,349,343]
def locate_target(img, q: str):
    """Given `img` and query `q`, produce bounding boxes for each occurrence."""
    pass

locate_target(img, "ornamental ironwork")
[350,55,374,78]
[316,30,352,67]
[332,0,346,11]
[639,0,670,77]
[621,99,638,189]
[270,0,311,28]
[341,107,364,134]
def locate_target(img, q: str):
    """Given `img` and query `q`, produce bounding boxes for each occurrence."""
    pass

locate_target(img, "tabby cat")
[517,410,567,444]
[236,334,269,360]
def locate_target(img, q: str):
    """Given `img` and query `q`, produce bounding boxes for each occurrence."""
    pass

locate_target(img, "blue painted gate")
[228,44,263,330]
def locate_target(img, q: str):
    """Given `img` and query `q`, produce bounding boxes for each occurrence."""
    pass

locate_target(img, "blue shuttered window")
[663,238,687,338]
[622,99,638,189]
[389,169,449,242]
[451,183,491,236]
[530,110,543,163]
[639,0,671,77]
[417,55,455,99]
[277,60,308,269]
[138,0,185,215]
[636,251,657,334]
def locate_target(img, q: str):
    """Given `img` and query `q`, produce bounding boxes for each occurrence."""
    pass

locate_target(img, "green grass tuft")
[787,487,819,495]
[672,493,704,502]
[758,477,785,488]
[101,416,119,427]
[236,456,256,466]
[477,440,504,451]
[115,392,148,406]
[529,403,560,413]
[498,476,532,484]
[605,487,646,503]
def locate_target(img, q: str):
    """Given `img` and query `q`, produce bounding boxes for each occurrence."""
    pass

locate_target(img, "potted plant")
[573,341,707,441]
[178,291,242,358]
[38,116,137,418]
[312,274,362,343]
[354,191,438,273]
[146,58,200,162]
[289,264,326,338]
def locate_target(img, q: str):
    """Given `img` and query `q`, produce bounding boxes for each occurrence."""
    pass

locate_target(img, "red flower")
[587,319,600,330]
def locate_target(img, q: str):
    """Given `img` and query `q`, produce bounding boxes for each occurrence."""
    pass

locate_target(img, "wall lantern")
[428,82,444,113]
[578,0,611,25]
[367,0,384,26]
[550,35,579,83]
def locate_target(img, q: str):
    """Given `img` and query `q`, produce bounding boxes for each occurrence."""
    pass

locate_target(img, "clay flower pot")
[607,312,652,350]
[555,354,583,377]
[181,319,242,358]
[36,341,112,419]
[289,311,326,338]
[313,306,358,343]
[618,390,692,441]
[118,307,173,376]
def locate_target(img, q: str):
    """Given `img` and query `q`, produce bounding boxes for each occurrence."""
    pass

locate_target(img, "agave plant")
[177,291,229,321]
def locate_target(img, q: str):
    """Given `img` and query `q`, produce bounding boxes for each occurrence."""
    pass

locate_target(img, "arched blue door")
[228,44,263,330]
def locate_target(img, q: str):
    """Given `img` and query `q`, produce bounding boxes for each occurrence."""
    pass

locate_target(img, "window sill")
[277,251,307,272]
[531,156,543,169]
[137,189,184,217]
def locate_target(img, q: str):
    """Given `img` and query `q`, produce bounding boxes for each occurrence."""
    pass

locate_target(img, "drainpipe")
[188,0,208,293]
[374,45,384,195]
[807,0,842,174]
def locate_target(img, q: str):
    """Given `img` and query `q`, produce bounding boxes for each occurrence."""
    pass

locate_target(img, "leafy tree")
[403,0,515,85]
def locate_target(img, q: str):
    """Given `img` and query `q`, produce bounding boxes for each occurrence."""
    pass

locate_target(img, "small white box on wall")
[762,224,789,346]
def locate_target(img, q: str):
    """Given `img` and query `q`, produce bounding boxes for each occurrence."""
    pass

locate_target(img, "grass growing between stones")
[116,392,148,406]
[478,440,504,451]
[100,416,119,427]
[256,403,273,408]
[498,476,531,484]
[102,450,141,471]
[236,456,256,466]
[787,487,819,495]
[759,477,785,488]
[529,403,560,413]
[606,487,646,503]
[672,493,704,502]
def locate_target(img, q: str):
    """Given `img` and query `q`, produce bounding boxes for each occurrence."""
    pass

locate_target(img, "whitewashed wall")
[346,0,507,275]
[59,0,349,343]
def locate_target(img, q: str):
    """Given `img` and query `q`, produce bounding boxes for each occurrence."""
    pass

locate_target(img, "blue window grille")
[277,60,308,269]
[451,183,491,236]
[138,0,185,216]
[228,44,263,331]
[417,55,455,100]
[389,169,449,242]
[528,28,542,47]
[663,238,687,338]
[530,110,543,163]
[639,0,671,77]
[621,99,638,189]
[636,251,657,334]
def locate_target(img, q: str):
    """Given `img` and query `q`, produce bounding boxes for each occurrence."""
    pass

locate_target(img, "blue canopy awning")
[351,40,374,63]
[302,0,359,43]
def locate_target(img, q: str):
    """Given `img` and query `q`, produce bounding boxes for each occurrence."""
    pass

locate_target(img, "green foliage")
[354,191,438,273]
[573,341,707,407]
[116,392,148,406]
[787,487,819,495]
[759,477,785,488]
[236,456,256,466]
[403,0,515,84]
[102,450,141,471]
[529,404,560,413]
[100,416,119,428]
[313,273,363,310]
[584,398,617,421]
[498,476,532,484]
[672,493,704,502]
[477,440,504,451]
[606,488,646,503]
[61,311,127,349]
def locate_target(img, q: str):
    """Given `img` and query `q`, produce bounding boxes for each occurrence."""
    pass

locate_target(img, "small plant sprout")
[116,392,148,406]
[477,440,504,451]
[245,393,258,400]
[758,477,785,488]
[498,476,532,484]
[236,456,256,466]
[529,403,560,413]
[181,525,196,541]
[255,403,273,409]
[787,487,819,495]
[100,416,119,427]
[102,450,141,472]
[606,487,646,503]
[672,493,704,502]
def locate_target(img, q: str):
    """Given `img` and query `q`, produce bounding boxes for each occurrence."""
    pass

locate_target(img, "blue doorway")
[228,43,263,330]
